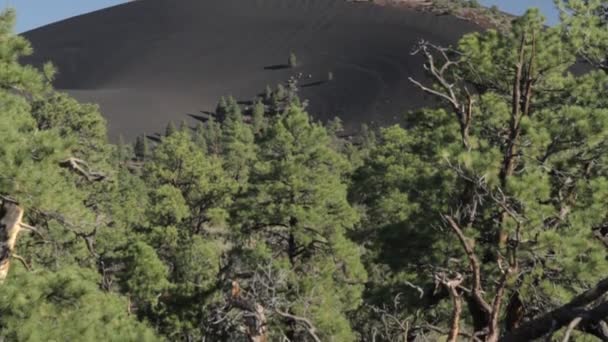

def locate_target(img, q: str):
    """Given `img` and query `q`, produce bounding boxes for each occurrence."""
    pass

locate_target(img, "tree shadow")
[145,133,162,143]
[264,64,289,70]
[301,80,326,88]
[187,112,213,123]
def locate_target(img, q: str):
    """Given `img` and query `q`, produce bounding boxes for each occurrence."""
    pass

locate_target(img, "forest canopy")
[2,1,608,341]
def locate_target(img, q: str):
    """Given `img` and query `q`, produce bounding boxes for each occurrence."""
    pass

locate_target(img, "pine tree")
[6,5,608,341]
[215,96,228,121]
[275,84,286,99]
[327,116,344,136]
[352,9,608,340]
[288,51,298,68]
[359,123,376,150]
[116,134,128,162]
[0,10,160,340]
[144,130,236,232]
[286,77,300,105]
[140,131,236,337]
[0,268,160,341]
[558,0,608,70]
[134,134,149,161]
[165,121,177,137]
[203,117,223,155]
[264,84,273,103]
[230,104,366,340]
[179,119,189,133]
[251,98,266,134]
[221,96,256,185]
[270,84,288,114]
[193,122,208,150]
[225,95,241,117]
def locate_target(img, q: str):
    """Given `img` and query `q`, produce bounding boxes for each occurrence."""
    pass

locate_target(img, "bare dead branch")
[275,309,322,342]
[59,157,107,182]
[444,215,492,315]
[11,253,31,271]
[230,280,269,342]
[409,40,474,148]
[562,317,583,342]
[408,77,459,109]
[487,263,514,342]
[403,280,425,299]
[18,222,46,240]
[368,293,411,340]
[435,272,465,342]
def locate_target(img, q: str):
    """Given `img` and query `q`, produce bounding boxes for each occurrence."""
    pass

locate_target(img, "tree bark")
[0,199,24,283]
[501,277,608,341]
[446,284,463,342]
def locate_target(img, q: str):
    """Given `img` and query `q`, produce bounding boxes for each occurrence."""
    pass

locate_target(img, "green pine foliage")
[0,267,159,341]
[134,134,149,161]
[231,104,366,340]
[0,9,160,340]
[221,97,256,185]
[558,0,608,69]
[350,8,608,340]
[202,117,223,155]
[251,98,267,134]
[2,4,608,341]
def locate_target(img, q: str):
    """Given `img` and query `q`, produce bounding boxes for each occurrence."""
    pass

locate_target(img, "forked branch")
[409,40,474,148]
[444,215,491,315]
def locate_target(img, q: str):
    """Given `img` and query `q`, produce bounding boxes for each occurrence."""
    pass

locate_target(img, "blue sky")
[12,0,559,33]
[479,0,559,25]
[11,0,127,33]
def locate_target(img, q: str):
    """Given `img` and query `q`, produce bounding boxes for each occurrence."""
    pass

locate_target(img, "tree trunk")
[0,200,24,283]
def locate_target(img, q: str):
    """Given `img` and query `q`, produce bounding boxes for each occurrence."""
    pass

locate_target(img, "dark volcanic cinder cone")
[22,0,480,141]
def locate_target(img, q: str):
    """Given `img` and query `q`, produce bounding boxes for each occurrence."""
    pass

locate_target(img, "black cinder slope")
[23,0,481,141]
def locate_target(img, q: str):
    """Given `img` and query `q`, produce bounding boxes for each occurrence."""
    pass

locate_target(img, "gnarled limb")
[502,277,608,341]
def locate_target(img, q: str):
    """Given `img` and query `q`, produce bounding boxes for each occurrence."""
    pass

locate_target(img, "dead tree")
[0,198,24,283]
[219,263,322,342]
[230,280,269,342]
